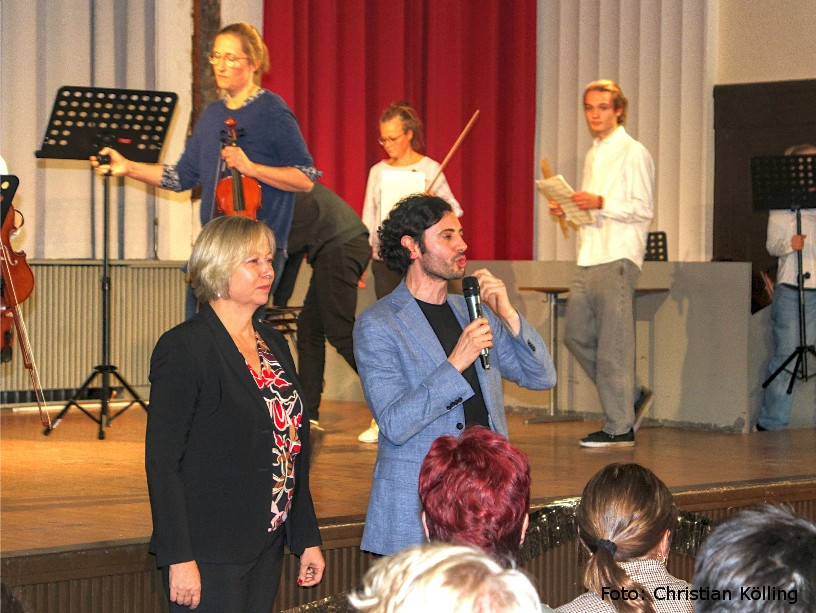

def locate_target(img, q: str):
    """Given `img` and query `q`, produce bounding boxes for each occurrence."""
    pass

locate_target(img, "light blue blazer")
[353,281,556,555]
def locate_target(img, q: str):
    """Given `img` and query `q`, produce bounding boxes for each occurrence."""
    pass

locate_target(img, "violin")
[1,175,50,427]
[215,117,262,219]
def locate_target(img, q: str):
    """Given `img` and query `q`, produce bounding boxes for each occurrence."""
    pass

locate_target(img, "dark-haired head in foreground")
[692,504,816,613]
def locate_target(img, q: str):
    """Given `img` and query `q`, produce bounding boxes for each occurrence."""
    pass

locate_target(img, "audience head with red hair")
[418,426,531,566]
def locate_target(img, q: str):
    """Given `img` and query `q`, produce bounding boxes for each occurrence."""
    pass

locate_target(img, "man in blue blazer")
[353,194,556,555]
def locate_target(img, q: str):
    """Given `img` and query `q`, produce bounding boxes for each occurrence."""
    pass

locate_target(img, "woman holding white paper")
[358,102,462,444]
[362,102,462,299]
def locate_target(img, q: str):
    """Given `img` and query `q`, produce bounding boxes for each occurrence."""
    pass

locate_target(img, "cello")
[214,117,262,219]
[1,175,51,427]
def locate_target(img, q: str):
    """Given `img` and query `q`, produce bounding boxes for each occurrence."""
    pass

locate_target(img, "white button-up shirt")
[767,208,816,289]
[577,126,655,269]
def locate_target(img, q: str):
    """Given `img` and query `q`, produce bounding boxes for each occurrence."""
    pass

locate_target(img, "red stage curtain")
[262,1,536,260]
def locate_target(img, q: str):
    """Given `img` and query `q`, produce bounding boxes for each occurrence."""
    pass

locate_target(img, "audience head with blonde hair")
[347,542,541,613]
[575,463,677,613]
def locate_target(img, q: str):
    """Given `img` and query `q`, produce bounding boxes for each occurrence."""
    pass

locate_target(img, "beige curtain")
[535,0,715,262]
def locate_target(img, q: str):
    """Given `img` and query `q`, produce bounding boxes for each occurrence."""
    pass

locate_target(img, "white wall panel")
[1,0,194,261]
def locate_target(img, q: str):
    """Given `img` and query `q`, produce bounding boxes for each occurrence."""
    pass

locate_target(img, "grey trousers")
[564,259,640,435]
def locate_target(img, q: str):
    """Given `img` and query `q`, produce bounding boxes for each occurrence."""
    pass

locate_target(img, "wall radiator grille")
[1,261,186,404]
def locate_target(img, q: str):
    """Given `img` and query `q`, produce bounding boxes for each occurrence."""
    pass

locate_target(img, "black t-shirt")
[415,298,490,428]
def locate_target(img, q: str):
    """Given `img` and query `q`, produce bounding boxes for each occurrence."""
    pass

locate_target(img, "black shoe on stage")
[579,429,635,448]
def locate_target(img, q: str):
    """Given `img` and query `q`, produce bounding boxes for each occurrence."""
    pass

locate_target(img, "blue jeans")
[564,259,640,435]
[759,284,816,429]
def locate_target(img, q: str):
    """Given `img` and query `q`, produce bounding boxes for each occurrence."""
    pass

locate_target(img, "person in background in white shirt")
[757,143,816,431]
[358,102,463,444]
[362,102,462,299]
[0,154,8,174]
[549,80,654,448]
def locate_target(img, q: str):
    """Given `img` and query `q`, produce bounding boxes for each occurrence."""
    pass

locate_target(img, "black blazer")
[145,303,321,567]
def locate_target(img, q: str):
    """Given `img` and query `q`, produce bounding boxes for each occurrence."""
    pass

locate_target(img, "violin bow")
[427,110,480,195]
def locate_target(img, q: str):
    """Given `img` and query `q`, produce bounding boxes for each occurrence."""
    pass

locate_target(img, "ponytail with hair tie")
[595,539,617,555]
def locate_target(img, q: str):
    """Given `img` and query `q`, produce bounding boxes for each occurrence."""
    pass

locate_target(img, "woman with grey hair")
[146,216,324,612]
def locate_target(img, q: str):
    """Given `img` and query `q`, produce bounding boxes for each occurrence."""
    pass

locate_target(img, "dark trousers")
[162,527,284,613]
[296,233,370,421]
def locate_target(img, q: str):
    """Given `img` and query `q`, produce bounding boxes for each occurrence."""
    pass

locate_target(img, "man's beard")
[418,254,465,282]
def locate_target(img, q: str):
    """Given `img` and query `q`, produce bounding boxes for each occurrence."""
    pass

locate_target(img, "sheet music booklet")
[536,175,594,225]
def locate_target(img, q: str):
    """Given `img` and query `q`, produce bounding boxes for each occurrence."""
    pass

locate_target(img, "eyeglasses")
[377,134,405,146]
[208,52,249,68]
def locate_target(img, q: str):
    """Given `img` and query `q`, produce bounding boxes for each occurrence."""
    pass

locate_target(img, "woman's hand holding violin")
[221,145,256,178]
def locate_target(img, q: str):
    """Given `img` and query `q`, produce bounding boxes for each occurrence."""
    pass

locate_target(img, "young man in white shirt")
[549,80,655,447]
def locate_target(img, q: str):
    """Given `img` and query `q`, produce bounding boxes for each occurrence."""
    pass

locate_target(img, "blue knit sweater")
[163,90,317,250]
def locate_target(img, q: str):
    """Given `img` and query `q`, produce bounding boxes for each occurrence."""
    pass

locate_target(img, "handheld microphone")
[462,276,490,370]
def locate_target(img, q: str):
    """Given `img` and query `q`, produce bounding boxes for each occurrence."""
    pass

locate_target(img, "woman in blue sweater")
[92,22,318,303]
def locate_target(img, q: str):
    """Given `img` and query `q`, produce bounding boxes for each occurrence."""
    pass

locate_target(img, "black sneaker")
[579,429,635,448]
[633,387,654,432]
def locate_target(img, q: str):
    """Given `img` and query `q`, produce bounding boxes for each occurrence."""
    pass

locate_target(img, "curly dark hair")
[377,194,452,275]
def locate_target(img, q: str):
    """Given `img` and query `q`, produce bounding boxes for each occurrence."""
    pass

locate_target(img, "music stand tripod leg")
[43,369,102,435]
[108,368,149,423]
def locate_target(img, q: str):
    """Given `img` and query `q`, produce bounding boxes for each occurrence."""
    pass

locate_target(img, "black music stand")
[752,154,816,394]
[36,85,177,439]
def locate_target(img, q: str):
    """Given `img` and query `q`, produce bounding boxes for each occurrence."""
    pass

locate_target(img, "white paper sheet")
[536,175,594,225]
[381,170,426,223]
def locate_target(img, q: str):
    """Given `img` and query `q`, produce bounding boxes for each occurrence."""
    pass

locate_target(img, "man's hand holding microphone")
[447,269,521,373]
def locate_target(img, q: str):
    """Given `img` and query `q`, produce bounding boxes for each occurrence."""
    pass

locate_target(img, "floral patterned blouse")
[246,332,303,532]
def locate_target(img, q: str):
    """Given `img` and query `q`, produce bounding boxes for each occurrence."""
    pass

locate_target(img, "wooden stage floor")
[2,400,815,555]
